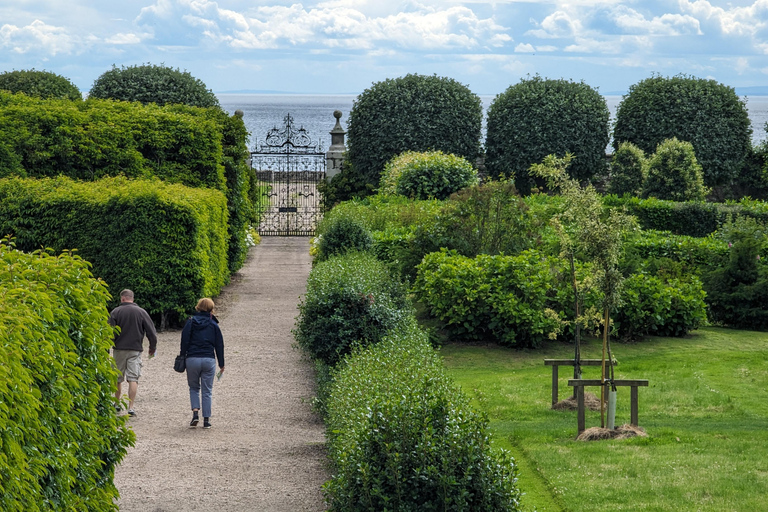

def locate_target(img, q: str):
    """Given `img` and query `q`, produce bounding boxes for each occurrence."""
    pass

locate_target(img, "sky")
[2,0,768,96]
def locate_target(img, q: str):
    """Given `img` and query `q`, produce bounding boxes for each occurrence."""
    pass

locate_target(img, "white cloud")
[610,6,701,35]
[527,10,581,38]
[515,42,535,52]
[105,32,143,45]
[0,19,77,55]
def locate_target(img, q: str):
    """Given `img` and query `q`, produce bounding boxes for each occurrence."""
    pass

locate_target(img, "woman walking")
[180,298,225,429]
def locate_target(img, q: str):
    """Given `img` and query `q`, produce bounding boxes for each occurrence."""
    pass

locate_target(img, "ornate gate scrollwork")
[251,113,325,236]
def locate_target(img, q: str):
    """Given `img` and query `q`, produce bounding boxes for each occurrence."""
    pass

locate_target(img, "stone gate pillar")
[325,110,346,180]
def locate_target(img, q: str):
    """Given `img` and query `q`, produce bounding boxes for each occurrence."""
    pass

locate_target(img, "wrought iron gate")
[251,114,325,236]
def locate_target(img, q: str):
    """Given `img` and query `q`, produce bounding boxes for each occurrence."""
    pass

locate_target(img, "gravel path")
[115,237,328,511]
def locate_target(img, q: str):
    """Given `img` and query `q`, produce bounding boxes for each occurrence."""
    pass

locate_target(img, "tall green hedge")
[324,327,522,511]
[0,176,229,322]
[0,239,134,511]
[485,76,610,193]
[613,74,751,187]
[89,63,220,108]
[0,69,81,101]
[0,91,253,273]
[346,74,482,191]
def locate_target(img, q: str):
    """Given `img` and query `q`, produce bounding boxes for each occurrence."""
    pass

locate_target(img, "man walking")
[109,289,157,417]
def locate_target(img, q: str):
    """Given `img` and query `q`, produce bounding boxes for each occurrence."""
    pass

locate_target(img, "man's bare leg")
[127,381,138,412]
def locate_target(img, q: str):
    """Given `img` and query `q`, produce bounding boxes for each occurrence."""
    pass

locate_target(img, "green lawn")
[440,328,768,512]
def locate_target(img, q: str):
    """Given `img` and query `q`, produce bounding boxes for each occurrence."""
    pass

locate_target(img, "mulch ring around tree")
[552,392,602,411]
[577,424,648,441]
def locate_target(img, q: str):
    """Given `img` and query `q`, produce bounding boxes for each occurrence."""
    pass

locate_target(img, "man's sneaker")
[127,409,136,417]
[190,412,199,428]
[203,418,212,429]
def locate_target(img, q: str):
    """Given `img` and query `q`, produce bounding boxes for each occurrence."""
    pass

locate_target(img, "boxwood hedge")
[324,326,522,511]
[0,176,229,323]
[0,238,134,511]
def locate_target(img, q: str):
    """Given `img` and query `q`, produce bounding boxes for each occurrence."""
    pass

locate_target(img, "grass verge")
[440,327,768,512]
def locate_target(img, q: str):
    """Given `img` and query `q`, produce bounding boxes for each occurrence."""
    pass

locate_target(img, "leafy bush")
[703,217,768,329]
[318,157,375,210]
[380,150,478,200]
[294,251,412,365]
[612,273,707,340]
[0,176,229,324]
[624,230,729,274]
[604,195,725,236]
[315,217,373,262]
[642,138,709,201]
[317,194,443,234]
[414,250,563,347]
[608,142,646,196]
[324,327,522,511]
[485,76,610,193]
[346,74,482,192]
[0,239,134,511]
[89,63,220,108]
[0,69,81,100]
[613,74,751,187]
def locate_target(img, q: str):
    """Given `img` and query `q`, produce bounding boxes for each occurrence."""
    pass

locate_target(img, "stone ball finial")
[234,109,244,118]
[333,110,342,120]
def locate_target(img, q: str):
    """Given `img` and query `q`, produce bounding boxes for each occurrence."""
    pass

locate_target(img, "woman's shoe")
[189,411,199,428]
[203,418,212,429]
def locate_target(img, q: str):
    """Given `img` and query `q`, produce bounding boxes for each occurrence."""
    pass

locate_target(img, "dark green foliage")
[485,76,610,193]
[0,176,229,321]
[612,273,707,340]
[642,138,709,201]
[315,217,373,262]
[318,157,375,210]
[294,251,412,366]
[414,250,563,348]
[702,217,768,329]
[0,139,24,178]
[89,63,220,108]
[0,69,81,101]
[613,74,751,187]
[380,150,478,200]
[604,195,725,236]
[324,328,522,511]
[608,142,646,196]
[0,239,134,511]
[731,141,768,200]
[346,74,482,191]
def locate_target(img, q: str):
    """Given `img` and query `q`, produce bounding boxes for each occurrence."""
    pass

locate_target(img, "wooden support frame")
[544,359,616,406]
[567,379,649,434]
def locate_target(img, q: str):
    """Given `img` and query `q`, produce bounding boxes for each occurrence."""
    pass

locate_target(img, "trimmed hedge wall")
[324,326,522,511]
[0,176,229,321]
[0,91,253,273]
[0,239,134,511]
[627,230,729,273]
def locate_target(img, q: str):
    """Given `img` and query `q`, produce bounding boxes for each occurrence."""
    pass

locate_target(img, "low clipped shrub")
[0,176,229,324]
[0,239,134,510]
[604,195,724,236]
[317,194,443,234]
[642,138,709,201]
[315,216,373,262]
[0,69,81,101]
[608,142,646,196]
[294,251,412,365]
[625,230,729,274]
[379,150,478,200]
[324,327,522,511]
[612,273,707,340]
[414,250,563,348]
[89,63,220,108]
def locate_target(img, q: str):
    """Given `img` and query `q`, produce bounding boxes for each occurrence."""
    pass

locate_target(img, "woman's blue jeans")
[186,357,216,418]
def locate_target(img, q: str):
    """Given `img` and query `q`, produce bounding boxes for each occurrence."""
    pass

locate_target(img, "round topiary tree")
[613,74,751,188]
[346,74,482,193]
[642,138,709,201]
[89,64,220,108]
[379,150,478,200]
[316,217,374,262]
[0,69,81,100]
[608,142,646,196]
[485,75,610,194]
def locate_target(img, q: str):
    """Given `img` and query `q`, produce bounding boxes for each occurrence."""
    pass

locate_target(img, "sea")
[218,93,768,152]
